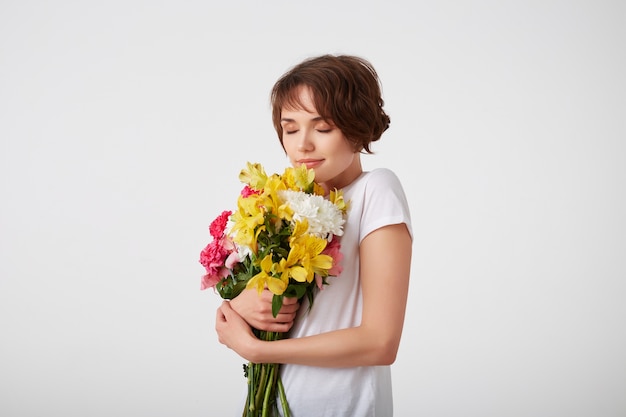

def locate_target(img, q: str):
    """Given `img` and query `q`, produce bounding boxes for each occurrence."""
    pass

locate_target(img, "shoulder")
[346,168,407,201]
[344,168,404,206]
[357,168,407,198]
[347,168,412,241]
[366,168,400,184]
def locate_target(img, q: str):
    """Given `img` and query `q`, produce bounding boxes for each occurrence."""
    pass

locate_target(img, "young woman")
[216,54,413,416]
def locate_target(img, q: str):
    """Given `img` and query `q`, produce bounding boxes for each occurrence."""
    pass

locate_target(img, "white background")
[1,1,624,416]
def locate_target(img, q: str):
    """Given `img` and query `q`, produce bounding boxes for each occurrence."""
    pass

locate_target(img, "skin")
[216,86,412,367]
[228,288,299,333]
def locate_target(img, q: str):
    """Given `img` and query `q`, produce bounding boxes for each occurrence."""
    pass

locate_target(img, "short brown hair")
[271,54,390,154]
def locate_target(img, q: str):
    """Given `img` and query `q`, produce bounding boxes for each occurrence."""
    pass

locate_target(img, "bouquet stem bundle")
[243,331,289,417]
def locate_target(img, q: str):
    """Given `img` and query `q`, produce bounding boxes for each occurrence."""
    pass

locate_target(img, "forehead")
[280,85,317,113]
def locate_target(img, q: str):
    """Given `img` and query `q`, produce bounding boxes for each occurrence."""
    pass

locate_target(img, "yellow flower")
[329,188,348,212]
[289,234,333,283]
[274,257,300,291]
[229,195,265,250]
[239,162,268,190]
[290,219,309,241]
[246,255,288,295]
[262,175,286,205]
[283,245,309,283]
[259,174,293,227]
[283,165,315,191]
[312,182,326,196]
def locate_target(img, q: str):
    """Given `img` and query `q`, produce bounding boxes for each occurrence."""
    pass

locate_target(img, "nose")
[297,129,314,152]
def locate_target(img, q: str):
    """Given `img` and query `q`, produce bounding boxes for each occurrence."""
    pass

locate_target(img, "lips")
[298,159,323,169]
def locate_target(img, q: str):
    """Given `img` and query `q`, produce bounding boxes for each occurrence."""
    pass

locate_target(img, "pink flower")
[314,274,324,290]
[201,271,227,290]
[240,185,260,198]
[199,231,239,290]
[199,240,228,275]
[209,211,232,239]
[316,236,343,290]
[225,251,241,269]
[323,236,343,277]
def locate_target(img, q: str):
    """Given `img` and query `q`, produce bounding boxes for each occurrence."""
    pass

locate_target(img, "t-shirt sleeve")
[359,168,413,243]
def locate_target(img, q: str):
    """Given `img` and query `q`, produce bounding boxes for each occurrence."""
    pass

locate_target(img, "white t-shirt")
[279,168,413,417]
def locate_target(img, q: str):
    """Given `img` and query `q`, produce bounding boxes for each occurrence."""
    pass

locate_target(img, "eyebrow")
[280,116,324,123]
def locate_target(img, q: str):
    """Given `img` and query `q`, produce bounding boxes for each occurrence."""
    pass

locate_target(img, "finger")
[216,304,225,322]
[281,296,299,306]
[215,305,227,342]
[279,302,300,314]
[260,289,275,302]
[274,309,297,321]
[264,321,294,333]
[219,300,235,318]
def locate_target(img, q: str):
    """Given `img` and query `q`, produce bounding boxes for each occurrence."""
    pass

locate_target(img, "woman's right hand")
[229,288,300,332]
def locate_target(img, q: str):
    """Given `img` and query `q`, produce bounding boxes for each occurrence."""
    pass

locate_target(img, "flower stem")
[261,364,275,417]
[277,378,290,417]
[247,362,257,415]
[241,331,289,416]
[254,364,267,412]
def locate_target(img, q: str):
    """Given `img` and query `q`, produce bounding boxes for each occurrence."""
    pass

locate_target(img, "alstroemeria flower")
[239,162,268,190]
[289,234,332,283]
[246,255,288,295]
[230,195,265,250]
[322,235,343,277]
[283,164,315,192]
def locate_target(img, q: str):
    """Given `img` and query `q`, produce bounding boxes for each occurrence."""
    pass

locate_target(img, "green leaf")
[283,284,307,299]
[271,294,284,318]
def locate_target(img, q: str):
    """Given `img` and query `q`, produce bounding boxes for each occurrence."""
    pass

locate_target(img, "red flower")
[200,241,227,274]
[240,185,260,198]
[209,210,232,239]
[199,236,235,290]
[199,208,239,291]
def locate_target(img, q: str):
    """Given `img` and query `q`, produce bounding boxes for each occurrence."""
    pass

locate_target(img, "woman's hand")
[215,301,258,359]
[229,288,300,332]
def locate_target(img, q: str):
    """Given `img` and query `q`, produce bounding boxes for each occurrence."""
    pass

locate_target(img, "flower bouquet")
[199,162,347,417]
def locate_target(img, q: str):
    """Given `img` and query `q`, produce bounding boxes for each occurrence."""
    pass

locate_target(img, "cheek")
[332,138,356,159]
[281,137,298,158]
[340,151,357,168]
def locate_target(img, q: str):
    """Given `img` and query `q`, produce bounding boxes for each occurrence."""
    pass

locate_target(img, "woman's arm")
[216,222,412,367]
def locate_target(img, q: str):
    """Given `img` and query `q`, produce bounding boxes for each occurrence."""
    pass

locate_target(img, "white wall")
[1,1,624,416]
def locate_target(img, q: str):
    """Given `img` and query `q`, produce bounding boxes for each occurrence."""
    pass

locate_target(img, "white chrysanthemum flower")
[279,190,345,239]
